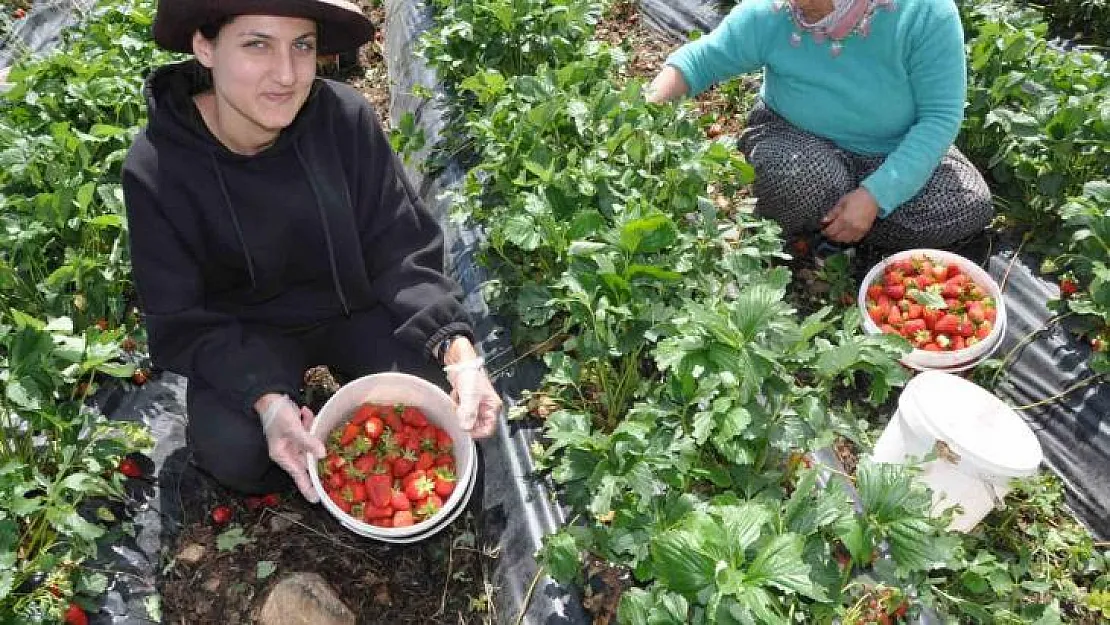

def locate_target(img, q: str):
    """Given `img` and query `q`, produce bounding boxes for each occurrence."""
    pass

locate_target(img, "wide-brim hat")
[153,0,374,55]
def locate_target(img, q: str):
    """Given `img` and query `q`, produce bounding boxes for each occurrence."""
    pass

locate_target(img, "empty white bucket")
[872,371,1043,532]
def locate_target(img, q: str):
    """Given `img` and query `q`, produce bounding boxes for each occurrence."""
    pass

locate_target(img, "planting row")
[415,0,1110,622]
[0,2,165,622]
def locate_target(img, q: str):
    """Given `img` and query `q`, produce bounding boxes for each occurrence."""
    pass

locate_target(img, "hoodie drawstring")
[211,153,258,289]
[295,142,351,317]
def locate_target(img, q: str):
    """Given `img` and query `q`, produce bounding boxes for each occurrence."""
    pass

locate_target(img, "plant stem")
[1011,374,1106,411]
[988,312,1072,388]
[513,565,545,625]
[998,232,1030,294]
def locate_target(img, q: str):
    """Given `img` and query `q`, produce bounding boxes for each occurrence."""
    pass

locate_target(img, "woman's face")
[192,15,318,136]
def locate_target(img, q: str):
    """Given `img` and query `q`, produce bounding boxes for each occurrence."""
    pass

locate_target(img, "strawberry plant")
[419,0,1106,621]
[0,0,161,621]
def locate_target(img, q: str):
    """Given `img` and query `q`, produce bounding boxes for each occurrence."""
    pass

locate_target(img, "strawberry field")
[1,0,1109,623]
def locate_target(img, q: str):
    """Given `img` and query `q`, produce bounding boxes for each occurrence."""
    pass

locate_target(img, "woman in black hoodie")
[122,0,501,502]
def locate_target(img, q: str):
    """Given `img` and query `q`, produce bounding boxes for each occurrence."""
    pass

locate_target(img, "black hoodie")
[122,60,473,412]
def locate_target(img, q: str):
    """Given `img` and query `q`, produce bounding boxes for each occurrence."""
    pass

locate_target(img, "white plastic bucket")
[871,371,1043,532]
[306,372,477,543]
[858,249,1008,372]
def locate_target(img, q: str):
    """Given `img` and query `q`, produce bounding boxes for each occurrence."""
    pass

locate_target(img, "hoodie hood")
[143,59,315,160]
[140,59,351,316]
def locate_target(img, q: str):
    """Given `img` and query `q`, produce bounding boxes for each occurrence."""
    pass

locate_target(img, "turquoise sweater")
[666,0,967,217]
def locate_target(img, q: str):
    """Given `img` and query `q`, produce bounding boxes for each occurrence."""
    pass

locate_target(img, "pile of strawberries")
[865,254,998,352]
[319,402,457,528]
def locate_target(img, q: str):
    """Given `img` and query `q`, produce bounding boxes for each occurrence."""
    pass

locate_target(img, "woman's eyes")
[242,40,316,52]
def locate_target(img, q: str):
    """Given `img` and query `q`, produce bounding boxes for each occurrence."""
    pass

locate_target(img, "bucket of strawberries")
[307,372,477,543]
[858,249,1008,372]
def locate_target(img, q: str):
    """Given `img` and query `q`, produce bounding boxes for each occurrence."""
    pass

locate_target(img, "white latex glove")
[260,395,326,503]
[444,358,501,439]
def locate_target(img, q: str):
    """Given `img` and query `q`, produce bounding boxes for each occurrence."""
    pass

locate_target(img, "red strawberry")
[922,342,942,352]
[351,403,376,425]
[883,271,904,287]
[362,504,393,520]
[339,423,360,446]
[902,319,927,336]
[886,306,902,326]
[363,416,384,439]
[404,474,436,501]
[416,451,435,471]
[401,406,428,428]
[416,494,444,519]
[434,454,454,469]
[392,510,415,527]
[118,457,142,479]
[391,489,411,511]
[391,452,417,477]
[1060,278,1078,297]
[953,336,967,350]
[868,304,886,325]
[131,369,148,386]
[976,322,993,340]
[433,468,456,498]
[884,284,905,300]
[326,472,345,491]
[64,603,87,625]
[906,304,923,320]
[890,259,915,274]
[867,285,885,301]
[934,314,960,335]
[353,454,377,474]
[922,308,940,330]
[366,474,393,508]
[914,275,931,290]
[967,303,985,323]
[211,505,233,525]
[956,321,976,337]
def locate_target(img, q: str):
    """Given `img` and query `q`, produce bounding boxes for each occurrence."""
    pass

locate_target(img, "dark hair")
[198,15,235,41]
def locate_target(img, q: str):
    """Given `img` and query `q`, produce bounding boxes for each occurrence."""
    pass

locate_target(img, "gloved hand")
[444,358,501,439]
[259,394,326,503]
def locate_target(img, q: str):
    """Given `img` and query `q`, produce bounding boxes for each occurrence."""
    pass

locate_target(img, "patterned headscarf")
[777,0,897,56]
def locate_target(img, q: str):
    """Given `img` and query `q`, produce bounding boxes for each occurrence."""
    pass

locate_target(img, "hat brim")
[153,0,374,55]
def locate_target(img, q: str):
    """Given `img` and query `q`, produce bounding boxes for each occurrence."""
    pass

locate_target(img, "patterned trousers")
[738,101,994,250]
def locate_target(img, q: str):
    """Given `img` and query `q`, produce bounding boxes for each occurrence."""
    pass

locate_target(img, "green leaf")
[747,533,826,601]
[47,508,104,541]
[144,595,163,621]
[45,316,74,334]
[6,379,42,409]
[538,530,582,584]
[911,289,947,309]
[717,502,769,553]
[95,362,137,378]
[501,214,543,250]
[87,214,125,229]
[78,572,109,595]
[256,560,277,580]
[619,213,677,254]
[568,240,608,257]
[650,529,717,595]
[815,343,861,378]
[216,526,253,552]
